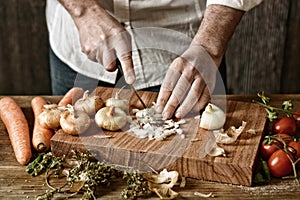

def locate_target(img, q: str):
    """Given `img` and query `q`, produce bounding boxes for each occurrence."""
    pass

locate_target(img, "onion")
[105,87,129,112]
[144,169,179,200]
[95,106,128,131]
[105,98,129,112]
[60,106,91,135]
[127,105,185,140]
[38,104,62,129]
[199,103,226,130]
[74,90,104,115]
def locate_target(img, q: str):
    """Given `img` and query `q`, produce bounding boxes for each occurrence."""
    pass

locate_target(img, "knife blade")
[116,62,147,109]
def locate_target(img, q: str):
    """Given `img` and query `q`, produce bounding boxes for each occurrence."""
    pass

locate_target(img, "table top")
[1,94,300,200]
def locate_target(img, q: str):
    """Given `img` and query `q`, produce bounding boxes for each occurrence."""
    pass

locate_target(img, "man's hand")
[156,5,244,119]
[59,0,135,84]
[156,45,217,119]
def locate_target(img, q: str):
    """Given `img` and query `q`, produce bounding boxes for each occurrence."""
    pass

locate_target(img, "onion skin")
[60,110,91,135]
[74,92,104,115]
[105,98,129,112]
[38,104,62,129]
[95,106,127,131]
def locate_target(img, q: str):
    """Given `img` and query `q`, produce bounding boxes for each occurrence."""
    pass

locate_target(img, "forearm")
[58,0,134,84]
[193,5,244,66]
[58,0,103,18]
[58,0,120,36]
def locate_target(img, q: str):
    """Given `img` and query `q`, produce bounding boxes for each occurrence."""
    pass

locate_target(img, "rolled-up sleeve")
[207,0,263,11]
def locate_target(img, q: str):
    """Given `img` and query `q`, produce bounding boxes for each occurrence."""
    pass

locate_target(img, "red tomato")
[289,141,300,158]
[272,117,297,136]
[293,111,300,120]
[260,140,282,160]
[268,149,294,178]
[293,110,300,125]
[260,133,293,160]
[288,141,300,168]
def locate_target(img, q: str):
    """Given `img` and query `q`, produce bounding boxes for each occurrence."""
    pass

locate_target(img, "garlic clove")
[199,103,226,130]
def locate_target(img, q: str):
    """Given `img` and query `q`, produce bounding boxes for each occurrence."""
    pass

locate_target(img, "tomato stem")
[282,143,299,183]
[254,92,295,122]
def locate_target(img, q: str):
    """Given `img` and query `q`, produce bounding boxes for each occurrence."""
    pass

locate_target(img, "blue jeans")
[49,48,160,95]
[49,48,118,95]
[49,47,226,95]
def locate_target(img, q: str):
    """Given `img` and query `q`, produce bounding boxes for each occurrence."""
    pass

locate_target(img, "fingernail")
[155,105,164,113]
[126,75,135,85]
[175,111,182,119]
[162,111,170,119]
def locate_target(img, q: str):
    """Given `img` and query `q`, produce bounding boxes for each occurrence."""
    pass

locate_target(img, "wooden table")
[1,94,300,200]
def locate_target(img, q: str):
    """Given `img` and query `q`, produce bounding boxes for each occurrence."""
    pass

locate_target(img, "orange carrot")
[58,87,84,107]
[0,97,32,165]
[31,96,54,152]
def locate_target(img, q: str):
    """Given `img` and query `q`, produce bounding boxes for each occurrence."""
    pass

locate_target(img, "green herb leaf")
[257,91,270,104]
[265,109,278,122]
[282,100,293,110]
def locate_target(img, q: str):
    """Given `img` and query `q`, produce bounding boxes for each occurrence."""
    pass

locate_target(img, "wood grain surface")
[1,94,300,199]
[51,87,267,186]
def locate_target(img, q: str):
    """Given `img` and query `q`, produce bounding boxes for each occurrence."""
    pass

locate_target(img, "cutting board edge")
[50,131,260,187]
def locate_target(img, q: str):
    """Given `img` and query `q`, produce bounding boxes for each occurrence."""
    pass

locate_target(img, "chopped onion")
[127,104,186,140]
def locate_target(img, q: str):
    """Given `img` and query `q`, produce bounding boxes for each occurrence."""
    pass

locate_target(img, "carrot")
[31,96,53,152]
[58,87,84,107]
[0,97,32,165]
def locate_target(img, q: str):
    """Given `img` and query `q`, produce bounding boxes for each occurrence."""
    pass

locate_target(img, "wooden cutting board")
[51,87,267,186]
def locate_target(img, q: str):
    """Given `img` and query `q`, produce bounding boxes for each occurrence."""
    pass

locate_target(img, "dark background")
[0,0,299,95]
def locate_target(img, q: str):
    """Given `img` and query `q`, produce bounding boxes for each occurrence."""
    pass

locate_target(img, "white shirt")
[46,0,263,89]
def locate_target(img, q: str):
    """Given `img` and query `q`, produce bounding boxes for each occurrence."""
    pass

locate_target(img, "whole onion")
[74,90,104,115]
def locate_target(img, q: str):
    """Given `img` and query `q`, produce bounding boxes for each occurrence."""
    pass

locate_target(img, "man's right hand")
[59,0,135,85]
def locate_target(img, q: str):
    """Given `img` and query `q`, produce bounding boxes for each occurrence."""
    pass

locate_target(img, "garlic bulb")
[199,103,226,130]
[95,106,127,131]
[74,90,104,115]
[60,109,91,135]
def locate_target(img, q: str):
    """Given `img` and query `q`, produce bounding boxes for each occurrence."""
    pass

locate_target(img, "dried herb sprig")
[65,150,122,199]
[121,169,151,199]
[26,152,65,177]
[26,150,151,200]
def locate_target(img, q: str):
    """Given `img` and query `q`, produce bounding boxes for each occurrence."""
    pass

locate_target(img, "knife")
[116,61,147,109]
